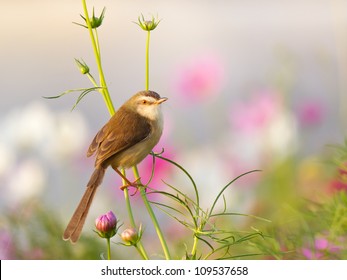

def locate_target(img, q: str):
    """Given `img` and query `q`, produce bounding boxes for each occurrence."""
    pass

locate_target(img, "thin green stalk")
[132,166,171,259]
[134,245,148,260]
[81,0,115,115]
[191,235,199,258]
[146,30,150,90]
[140,187,171,259]
[86,73,98,87]
[106,237,111,260]
[94,28,101,55]
[137,21,171,259]
[81,0,148,259]
[123,188,136,228]
[122,170,149,260]
[81,3,166,259]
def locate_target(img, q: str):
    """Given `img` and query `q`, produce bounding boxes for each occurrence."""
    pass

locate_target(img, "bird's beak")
[156,97,168,104]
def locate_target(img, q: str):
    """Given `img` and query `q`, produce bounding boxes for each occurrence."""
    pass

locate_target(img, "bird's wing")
[87,107,152,168]
[87,122,108,157]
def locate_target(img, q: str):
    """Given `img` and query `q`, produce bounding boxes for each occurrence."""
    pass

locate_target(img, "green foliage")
[146,153,268,259]
[43,87,102,111]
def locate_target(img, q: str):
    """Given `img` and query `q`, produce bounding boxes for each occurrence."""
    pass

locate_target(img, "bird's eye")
[142,100,147,104]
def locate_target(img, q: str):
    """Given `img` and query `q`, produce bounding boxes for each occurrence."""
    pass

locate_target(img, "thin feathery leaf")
[144,152,157,186]
[234,232,264,244]
[161,180,201,212]
[43,88,87,99]
[43,87,101,102]
[73,22,88,28]
[210,212,272,223]
[218,252,266,260]
[71,87,101,110]
[210,234,236,245]
[209,170,261,217]
[222,194,227,213]
[155,154,200,212]
[203,240,248,260]
[149,189,197,227]
[151,202,194,229]
[195,235,214,251]
[148,200,185,216]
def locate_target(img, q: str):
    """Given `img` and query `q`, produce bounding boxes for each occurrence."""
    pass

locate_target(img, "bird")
[63,90,168,243]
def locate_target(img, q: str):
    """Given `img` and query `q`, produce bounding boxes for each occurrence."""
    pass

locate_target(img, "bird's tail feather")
[63,167,105,243]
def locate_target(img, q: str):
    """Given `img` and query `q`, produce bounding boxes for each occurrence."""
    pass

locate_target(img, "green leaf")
[153,154,200,215]
[43,87,102,110]
[210,212,272,223]
[208,169,261,217]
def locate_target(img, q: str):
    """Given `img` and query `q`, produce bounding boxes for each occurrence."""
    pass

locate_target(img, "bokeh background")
[1,0,347,259]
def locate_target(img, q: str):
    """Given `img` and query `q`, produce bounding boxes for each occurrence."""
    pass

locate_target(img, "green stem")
[134,245,147,260]
[190,235,198,258]
[140,187,171,260]
[81,0,115,115]
[131,166,171,260]
[122,170,149,260]
[139,27,170,259]
[86,73,98,87]
[123,187,136,227]
[106,237,111,260]
[145,30,150,90]
[81,0,148,259]
[81,1,167,259]
[93,28,101,55]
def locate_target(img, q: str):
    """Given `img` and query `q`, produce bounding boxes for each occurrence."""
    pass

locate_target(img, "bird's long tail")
[63,167,105,243]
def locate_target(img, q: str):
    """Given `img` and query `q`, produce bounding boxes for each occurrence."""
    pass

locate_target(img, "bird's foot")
[119,177,142,191]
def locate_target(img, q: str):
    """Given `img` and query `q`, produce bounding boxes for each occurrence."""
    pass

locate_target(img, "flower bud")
[135,14,160,31]
[95,211,117,239]
[121,228,139,245]
[75,7,105,29]
[75,59,90,75]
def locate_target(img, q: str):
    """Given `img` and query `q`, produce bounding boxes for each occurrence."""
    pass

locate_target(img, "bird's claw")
[119,177,142,192]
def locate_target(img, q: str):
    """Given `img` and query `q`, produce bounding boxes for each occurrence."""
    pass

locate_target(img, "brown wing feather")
[87,125,108,157]
[87,107,152,168]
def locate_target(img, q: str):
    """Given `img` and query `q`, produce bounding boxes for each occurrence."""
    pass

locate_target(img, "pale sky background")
[1,0,347,122]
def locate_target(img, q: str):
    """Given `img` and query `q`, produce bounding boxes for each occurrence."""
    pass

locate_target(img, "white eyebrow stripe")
[140,96,157,103]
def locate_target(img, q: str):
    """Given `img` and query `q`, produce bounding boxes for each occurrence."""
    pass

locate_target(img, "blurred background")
[1,0,347,259]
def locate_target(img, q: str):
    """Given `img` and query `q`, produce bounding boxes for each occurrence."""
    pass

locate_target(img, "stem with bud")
[81,0,149,260]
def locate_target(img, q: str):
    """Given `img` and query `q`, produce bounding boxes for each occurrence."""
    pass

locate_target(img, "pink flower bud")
[121,228,139,245]
[95,211,117,239]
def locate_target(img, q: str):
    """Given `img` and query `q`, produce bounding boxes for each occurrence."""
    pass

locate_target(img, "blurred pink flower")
[329,179,347,193]
[229,89,281,133]
[173,54,225,102]
[302,237,340,259]
[26,248,44,260]
[328,164,347,193]
[0,230,14,259]
[137,147,175,188]
[297,99,325,126]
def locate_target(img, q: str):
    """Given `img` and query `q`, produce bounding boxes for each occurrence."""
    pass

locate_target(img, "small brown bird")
[63,90,168,243]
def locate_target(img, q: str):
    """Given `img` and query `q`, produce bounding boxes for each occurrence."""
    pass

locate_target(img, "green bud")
[135,14,161,31]
[75,7,105,29]
[75,58,90,75]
